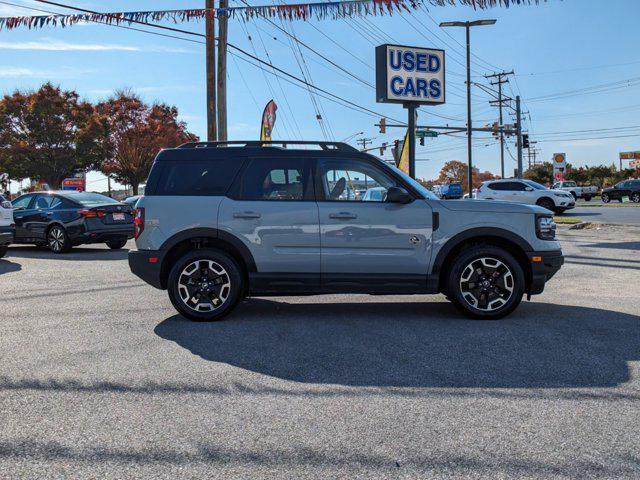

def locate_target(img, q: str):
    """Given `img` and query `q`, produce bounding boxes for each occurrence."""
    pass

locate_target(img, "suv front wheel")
[447,246,525,320]
[168,249,243,322]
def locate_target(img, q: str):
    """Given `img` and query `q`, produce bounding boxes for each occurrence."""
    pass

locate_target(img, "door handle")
[329,212,357,220]
[46,212,53,216]
[233,211,261,219]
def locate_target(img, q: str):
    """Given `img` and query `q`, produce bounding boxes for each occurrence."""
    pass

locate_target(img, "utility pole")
[356,137,374,150]
[485,71,513,179]
[516,95,523,179]
[217,0,228,142]
[107,176,112,198]
[205,0,217,142]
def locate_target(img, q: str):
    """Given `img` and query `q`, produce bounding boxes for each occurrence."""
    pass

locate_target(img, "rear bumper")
[129,249,164,289]
[0,225,15,246]
[528,249,564,295]
[74,225,133,244]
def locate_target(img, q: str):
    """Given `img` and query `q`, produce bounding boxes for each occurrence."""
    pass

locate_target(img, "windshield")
[387,164,439,200]
[63,192,119,207]
[524,180,548,190]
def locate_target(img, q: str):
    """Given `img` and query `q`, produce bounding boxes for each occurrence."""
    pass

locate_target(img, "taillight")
[133,207,145,239]
[78,209,105,218]
[1,201,11,209]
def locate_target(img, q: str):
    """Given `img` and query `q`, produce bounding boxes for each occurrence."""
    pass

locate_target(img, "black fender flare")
[431,227,533,276]
[159,227,257,272]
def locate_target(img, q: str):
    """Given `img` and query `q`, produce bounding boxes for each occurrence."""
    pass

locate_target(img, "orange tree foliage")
[96,91,198,195]
[0,83,109,188]
[437,160,498,193]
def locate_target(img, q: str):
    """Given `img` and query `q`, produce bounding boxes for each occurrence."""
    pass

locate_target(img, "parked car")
[129,141,563,321]
[476,179,575,214]
[551,181,597,201]
[123,195,142,208]
[362,187,387,202]
[601,179,640,203]
[11,191,134,253]
[0,193,14,258]
[433,183,463,200]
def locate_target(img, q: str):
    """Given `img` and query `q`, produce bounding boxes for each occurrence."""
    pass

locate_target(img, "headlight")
[536,215,556,240]
[553,192,569,198]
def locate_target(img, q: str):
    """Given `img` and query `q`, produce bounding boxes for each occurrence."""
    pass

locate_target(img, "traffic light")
[379,142,387,156]
[379,117,386,134]
[522,134,530,149]
[419,137,425,146]
[491,122,500,139]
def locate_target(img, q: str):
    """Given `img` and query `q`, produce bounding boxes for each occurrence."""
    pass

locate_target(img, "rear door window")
[156,159,243,196]
[236,158,311,201]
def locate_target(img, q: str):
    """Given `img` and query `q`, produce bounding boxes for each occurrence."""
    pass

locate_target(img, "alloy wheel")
[601,193,610,203]
[459,257,514,312]
[632,193,640,203]
[48,227,65,253]
[177,259,231,312]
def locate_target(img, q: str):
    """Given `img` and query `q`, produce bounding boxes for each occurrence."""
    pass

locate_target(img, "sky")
[1,0,639,193]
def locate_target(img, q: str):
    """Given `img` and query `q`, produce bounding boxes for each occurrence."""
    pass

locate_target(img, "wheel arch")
[158,228,256,290]
[536,196,556,207]
[432,228,533,292]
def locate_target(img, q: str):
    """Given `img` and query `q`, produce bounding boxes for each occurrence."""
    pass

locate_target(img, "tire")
[618,198,624,203]
[583,196,592,202]
[106,238,128,250]
[0,246,7,258]
[447,245,525,320]
[601,193,610,203]
[631,193,640,203]
[167,249,243,322]
[536,197,555,212]
[47,225,71,253]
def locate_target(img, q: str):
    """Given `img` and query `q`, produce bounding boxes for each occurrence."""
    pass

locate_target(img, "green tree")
[0,83,109,188]
[96,91,198,195]
[524,162,553,185]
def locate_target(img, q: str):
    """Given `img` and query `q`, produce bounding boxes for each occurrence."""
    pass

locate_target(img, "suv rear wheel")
[167,249,243,322]
[447,245,525,320]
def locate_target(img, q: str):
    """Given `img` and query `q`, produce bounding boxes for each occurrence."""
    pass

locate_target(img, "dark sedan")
[11,191,134,253]
[601,179,640,203]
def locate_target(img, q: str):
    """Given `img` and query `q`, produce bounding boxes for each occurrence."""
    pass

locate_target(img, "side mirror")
[525,187,534,192]
[13,205,24,211]
[386,186,412,204]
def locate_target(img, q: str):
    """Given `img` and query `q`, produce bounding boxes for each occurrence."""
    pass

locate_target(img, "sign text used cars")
[376,44,445,105]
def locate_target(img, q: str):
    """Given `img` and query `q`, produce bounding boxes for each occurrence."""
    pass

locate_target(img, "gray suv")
[129,141,563,321]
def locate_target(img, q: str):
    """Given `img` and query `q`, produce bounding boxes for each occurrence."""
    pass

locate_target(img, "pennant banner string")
[0,0,545,31]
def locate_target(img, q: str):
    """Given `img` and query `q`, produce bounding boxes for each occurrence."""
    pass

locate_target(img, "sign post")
[376,44,445,178]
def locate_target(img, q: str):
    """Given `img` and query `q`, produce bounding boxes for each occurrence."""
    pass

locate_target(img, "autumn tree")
[437,160,498,193]
[97,91,198,195]
[0,83,109,188]
[524,162,553,185]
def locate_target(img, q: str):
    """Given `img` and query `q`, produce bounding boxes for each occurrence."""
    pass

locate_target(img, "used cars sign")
[376,44,445,105]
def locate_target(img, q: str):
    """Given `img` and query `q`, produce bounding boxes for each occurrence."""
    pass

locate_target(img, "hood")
[602,187,614,192]
[438,199,549,215]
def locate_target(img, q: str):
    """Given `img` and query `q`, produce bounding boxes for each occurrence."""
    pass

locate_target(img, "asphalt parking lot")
[0,227,639,479]
[569,203,640,225]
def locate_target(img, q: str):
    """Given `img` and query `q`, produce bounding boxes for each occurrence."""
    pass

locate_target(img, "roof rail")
[177,140,359,152]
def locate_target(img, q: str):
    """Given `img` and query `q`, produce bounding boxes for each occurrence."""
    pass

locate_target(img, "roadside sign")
[62,178,86,191]
[619,151,640,160]
[553,153,567,181]
[376,44,445,105]
[416,130,438,138]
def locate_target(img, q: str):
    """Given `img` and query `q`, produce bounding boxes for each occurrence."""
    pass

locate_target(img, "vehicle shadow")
[0,259,21,275]
[7,246,129,261]
[154,300,639,389]
[582,241,640,251]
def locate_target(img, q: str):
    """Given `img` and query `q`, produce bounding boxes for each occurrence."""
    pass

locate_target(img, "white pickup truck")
[552,181,598,201]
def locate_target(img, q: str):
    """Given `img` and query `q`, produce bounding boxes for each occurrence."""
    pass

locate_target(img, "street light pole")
[465,24,472,197]
[440,19,496,197]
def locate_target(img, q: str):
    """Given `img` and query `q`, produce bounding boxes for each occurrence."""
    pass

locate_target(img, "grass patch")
[554,216,583,225]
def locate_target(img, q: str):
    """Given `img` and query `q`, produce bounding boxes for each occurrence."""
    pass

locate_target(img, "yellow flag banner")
[396,129,410,174]
[260,100,277,142]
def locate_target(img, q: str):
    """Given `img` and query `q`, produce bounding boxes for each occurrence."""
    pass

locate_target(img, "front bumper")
[129,249,164,289]
[528,249,564,295]
[0,225,15,246]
